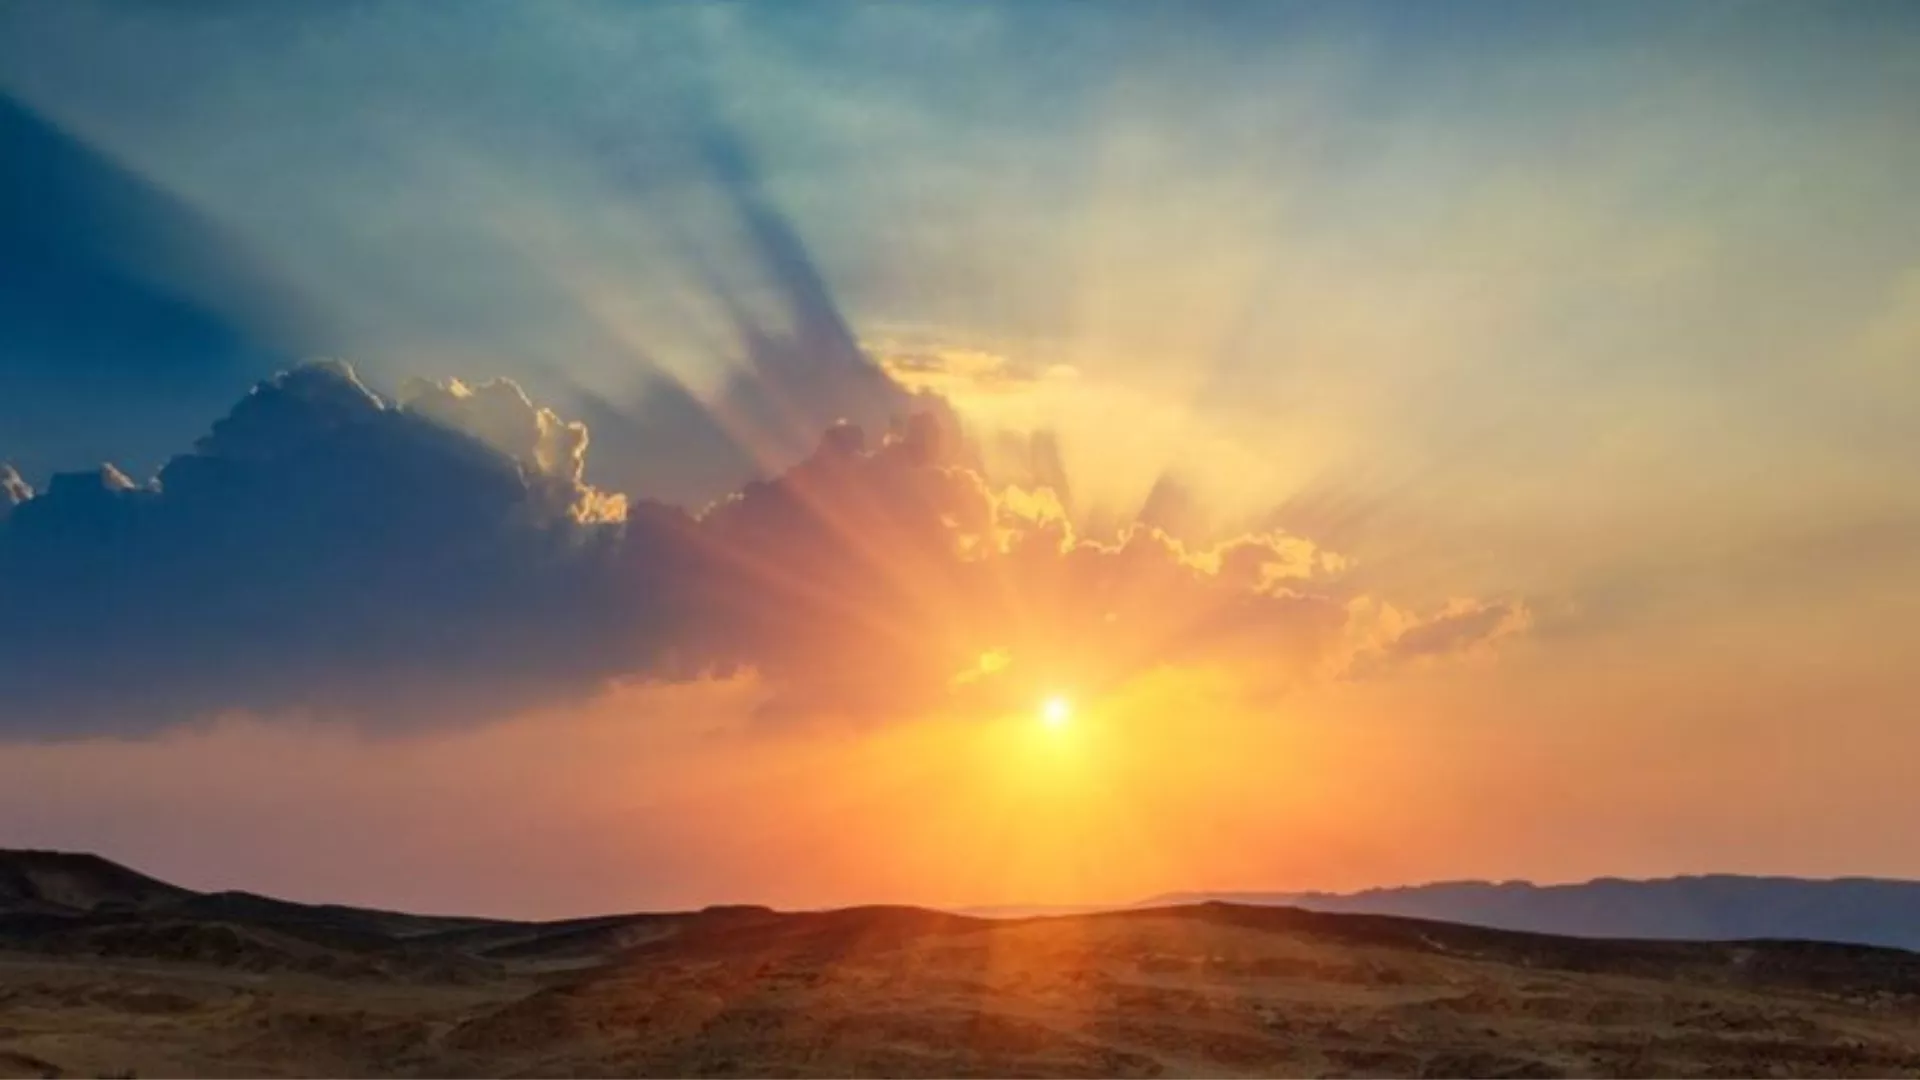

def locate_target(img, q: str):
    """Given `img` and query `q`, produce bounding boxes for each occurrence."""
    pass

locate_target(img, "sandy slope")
[5,853,1920,1077]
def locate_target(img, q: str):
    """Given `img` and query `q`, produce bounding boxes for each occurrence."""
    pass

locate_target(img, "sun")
[1040,695,1073,729]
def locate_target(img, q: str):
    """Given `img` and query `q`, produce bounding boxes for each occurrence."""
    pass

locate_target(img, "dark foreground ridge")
[5,850,1920,1078]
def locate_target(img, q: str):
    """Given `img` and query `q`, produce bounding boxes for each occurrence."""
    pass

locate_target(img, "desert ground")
[5,851,1920,1078]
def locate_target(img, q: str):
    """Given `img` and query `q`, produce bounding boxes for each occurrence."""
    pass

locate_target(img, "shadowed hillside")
[0,850,192,915]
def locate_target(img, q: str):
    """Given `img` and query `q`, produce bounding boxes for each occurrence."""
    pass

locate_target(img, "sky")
[1,1,1918,919]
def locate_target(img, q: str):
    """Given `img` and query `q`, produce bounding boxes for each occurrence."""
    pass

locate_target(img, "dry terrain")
[5,851,1920,1078]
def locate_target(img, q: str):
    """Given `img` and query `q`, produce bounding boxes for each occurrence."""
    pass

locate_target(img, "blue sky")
[6,2,1916,510]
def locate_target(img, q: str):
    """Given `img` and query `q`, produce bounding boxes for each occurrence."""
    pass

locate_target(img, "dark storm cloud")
[0,363,1526,739]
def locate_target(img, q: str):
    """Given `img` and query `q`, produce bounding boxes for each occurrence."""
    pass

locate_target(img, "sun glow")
[1040,695,1073,729]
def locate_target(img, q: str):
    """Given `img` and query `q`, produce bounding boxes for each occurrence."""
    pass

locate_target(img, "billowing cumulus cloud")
[0,362,1526,738]
[0,362,632,736]
[399,375,629,524]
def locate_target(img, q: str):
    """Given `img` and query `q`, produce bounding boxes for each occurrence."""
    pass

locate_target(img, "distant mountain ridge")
[1143,875,1920,952]
[10,850,1920,955]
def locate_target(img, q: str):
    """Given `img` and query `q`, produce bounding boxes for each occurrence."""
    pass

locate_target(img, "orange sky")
[4,612,1916,920]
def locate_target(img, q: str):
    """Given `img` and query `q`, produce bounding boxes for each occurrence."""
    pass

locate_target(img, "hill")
[6,851,1920,1077]
[0,850,192,915]
[1145,875,1920,951]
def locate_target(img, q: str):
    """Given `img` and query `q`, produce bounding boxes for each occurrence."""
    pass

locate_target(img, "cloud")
[1384,600,1531,662]
[1343,597,1533,680]
[399,375,628,523]
[0,362,632,737]
[0,362,1526,739]
[875,345,1075,400]
[1003,429,1074,509]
